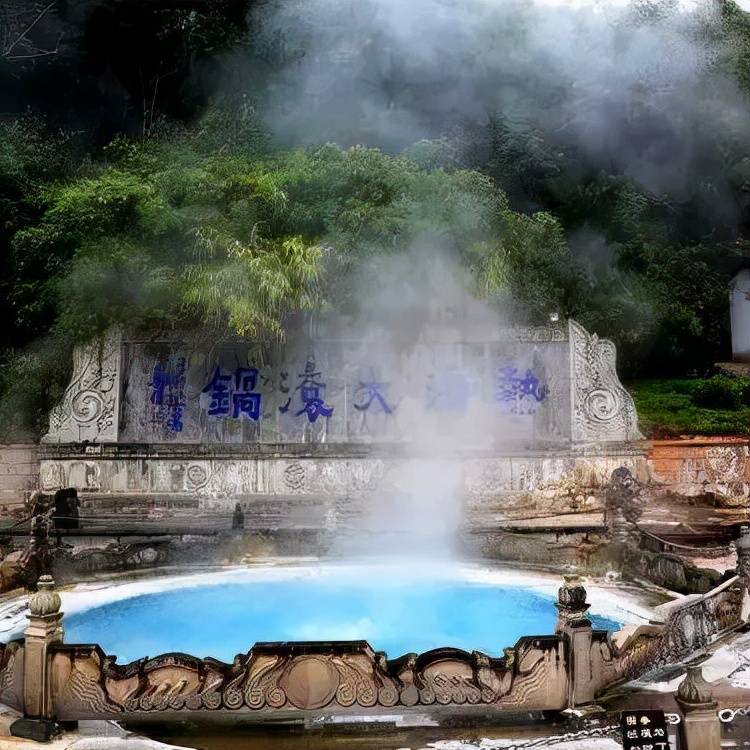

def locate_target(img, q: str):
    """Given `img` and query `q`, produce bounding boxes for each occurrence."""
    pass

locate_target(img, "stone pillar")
[23,575,63,721]
[735,526,750,621]
[676,665,721,750]
[555,573,595,707]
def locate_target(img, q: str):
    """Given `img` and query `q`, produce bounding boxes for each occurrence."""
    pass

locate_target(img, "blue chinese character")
[166,406,184,432]
[287,358,334,423]
[278,370,292,414]
[232,392,262,420]
[149,363,171,406]
[232,366,262,421]
[150,358,186,433]
[496,365,548,414]
[296,397,334,423]
[354,381,394,414]
[202,366,232,416]
[235,367,259,392]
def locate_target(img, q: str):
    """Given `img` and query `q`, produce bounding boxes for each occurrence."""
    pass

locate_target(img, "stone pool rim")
[0,559,661,646]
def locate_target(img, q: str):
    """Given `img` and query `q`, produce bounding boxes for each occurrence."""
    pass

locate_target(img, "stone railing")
[590,574,746,693]
[0,571,745,737]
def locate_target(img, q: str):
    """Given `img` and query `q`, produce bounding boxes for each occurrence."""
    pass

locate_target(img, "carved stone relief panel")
[40,461,66,492]
[703,445,749,504]
[43,330,122,444]
[50,639,569,720]
[569,320,643,445]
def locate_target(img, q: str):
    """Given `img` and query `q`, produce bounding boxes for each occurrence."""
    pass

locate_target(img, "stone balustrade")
[0,569,744,736]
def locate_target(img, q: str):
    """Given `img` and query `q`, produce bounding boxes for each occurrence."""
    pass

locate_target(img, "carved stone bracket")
[42,330,122,444]
[569,320,643,445]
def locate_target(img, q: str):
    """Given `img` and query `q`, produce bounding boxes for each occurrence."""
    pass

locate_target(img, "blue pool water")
[65,574,621,664]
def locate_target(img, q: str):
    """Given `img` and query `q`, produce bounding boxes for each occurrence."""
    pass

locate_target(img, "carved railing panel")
[4,573,743,724]
[46,638,568,720]
[591,576,745,695]
[0,641,24,713]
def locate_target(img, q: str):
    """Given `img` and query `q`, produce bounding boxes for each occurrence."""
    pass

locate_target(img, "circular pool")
[56,563,631,663]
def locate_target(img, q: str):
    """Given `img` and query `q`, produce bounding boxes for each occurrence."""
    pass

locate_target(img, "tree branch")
[2,1,58,61]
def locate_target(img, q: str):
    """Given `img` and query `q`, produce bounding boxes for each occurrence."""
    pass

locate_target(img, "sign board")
[620,710,670,750]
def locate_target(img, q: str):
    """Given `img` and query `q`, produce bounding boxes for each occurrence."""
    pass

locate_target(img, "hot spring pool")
[61,565,624,663]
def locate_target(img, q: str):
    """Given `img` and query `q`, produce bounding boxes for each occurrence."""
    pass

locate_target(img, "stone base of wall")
[0,444,39,514]
[38,443,649,515]
[649,437,750,506]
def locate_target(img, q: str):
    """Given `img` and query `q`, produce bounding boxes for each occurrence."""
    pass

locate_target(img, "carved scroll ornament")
[43,330,122,444]
[50,638,568,720]
[569,321,642,445]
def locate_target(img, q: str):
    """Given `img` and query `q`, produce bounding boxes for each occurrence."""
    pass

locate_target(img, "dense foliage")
[3,0,750,436]
[0,112,582,435]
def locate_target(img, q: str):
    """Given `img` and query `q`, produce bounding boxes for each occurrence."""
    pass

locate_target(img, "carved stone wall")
[42,331,121,444]
[37,445,649,514]
[649,438,750,507]
[569,321,643,446]
[39,319,641,450]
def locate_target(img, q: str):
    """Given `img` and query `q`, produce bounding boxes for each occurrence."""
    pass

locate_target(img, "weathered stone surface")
[43,331,122,444]
[38,444,647,499]
[46,637,569,720]
[649,438,750,507]
[569,321,642,446]
[41,320,639,450]
[0,444,39,511]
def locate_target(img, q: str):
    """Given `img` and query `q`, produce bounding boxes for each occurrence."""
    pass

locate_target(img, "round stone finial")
[28,575,61,617]
[558,573,587,608]
[677,665,715,708]
[555,571,591,629]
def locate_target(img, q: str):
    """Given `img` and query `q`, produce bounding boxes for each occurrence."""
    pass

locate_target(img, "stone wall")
[38,443,649,516]
[649,437,750,507]
[41,320,642,450]
[0,444,39,514]
[34,317,645,530]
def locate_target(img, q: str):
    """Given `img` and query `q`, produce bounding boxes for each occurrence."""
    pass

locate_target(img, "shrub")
[691,375,745,410]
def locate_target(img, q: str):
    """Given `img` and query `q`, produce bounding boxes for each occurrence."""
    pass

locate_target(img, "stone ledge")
[39,442,649,461]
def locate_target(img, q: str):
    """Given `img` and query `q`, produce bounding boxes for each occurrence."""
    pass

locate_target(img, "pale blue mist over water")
[66,576,620,663]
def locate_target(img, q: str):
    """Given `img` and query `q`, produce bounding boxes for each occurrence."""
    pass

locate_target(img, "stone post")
[676,664,721,750]
[735,525,750,622]
[735,526,750,589]
[555,573,595,707]
[23,575,63,721]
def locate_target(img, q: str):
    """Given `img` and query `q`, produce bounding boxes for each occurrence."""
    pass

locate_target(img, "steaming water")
[65,567,620,663]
